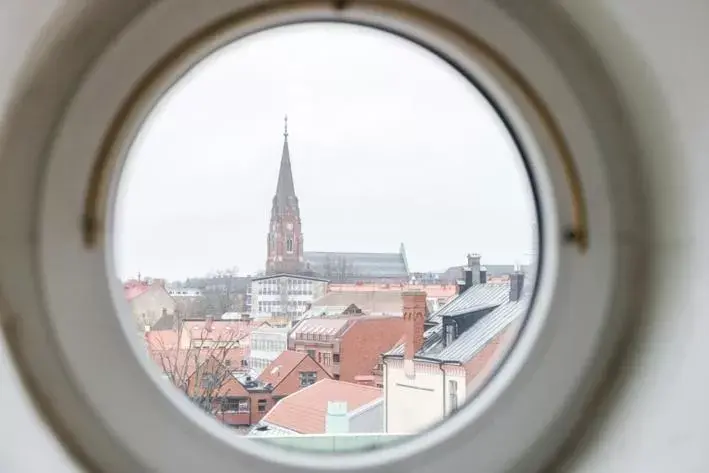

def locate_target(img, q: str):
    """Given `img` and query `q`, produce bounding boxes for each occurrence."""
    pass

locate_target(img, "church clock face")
[286,223,293,231]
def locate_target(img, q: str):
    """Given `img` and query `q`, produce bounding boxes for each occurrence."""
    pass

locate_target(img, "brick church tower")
[266,116,304,275]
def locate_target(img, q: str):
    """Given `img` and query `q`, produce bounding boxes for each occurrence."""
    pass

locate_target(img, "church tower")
[266,116,304,274]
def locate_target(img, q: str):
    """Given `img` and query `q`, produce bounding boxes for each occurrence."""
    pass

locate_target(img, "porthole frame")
[0,1,642,473]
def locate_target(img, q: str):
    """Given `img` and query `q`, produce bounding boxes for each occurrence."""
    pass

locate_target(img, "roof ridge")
[264,350,307,390]
[323,378,383,392]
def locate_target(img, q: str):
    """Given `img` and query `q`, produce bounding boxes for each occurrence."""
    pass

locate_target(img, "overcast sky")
[114,23,536,281]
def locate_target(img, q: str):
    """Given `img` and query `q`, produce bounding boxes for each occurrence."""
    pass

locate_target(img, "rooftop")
[251,273,329,283]
[304,250,409,281]
[123,281,152,300]
[308,291,405,317]
[290,318,353,338]
[258,351,311,389]
[257,379,382,434]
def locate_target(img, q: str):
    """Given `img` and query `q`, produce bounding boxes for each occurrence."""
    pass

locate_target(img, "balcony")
[249,433,410,452]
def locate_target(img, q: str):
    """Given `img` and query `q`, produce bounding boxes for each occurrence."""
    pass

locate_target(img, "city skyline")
[114,23,536,281]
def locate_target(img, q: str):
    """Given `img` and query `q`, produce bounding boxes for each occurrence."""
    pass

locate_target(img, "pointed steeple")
[274,115,298,214]
[266,116,304,276]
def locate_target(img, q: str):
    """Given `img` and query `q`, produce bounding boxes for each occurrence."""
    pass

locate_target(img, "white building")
[249,274,329,325]
[249,326,290,375]
[383,270,527,434]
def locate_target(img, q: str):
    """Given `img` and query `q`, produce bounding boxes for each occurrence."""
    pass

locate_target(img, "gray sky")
[114,23,535,281]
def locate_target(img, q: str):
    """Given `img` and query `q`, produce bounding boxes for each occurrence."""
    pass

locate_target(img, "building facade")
[124,280,177,331]
[383,265,528,434]
[249,326,290,375]
[249,274,329,325]
[290,315,405,383]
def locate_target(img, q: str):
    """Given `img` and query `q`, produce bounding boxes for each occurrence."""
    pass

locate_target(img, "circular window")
[113,21,539,447]
[0,1,640,473]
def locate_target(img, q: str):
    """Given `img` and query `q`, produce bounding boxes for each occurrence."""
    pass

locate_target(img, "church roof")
[273,117,298,215]
[303,251,409,282]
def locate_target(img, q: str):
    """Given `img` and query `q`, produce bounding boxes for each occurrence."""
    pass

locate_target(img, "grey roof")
[438,264,532,281]
[251,273,329,283]
[385,282,512,358]
[304,251,409,282]
[384,299,526,363]
[429,283,510,322]
[150,313,177,331]
[432,300,526,363]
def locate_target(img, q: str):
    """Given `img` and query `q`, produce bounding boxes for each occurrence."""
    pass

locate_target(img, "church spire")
[274,115,297,214]
[266,116,304,276]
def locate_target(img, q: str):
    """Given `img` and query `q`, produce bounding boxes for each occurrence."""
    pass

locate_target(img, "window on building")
[333,353,340,363]
[322,353,331,365]
[449,379,459,412]
[286,238,293,253]
[299,371,317,387]
[238,400,249,413]
[257,399,267,412]
[306,349,316,359]
[221,398,244,413]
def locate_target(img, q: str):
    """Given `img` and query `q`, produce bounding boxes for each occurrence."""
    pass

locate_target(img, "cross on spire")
[284,114,288,140]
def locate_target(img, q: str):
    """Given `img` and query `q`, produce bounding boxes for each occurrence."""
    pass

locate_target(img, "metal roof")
[429,283,510,322]
[384,300,526,361]
[432,300,527,363]
[304,251,409,281]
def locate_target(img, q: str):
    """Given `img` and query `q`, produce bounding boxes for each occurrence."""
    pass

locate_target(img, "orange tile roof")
[258,350,308,389]
[262,379,382,434]
[124,281,151,300]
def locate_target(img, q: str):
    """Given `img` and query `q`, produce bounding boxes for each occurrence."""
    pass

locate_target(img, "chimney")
[325,401,350,434]
[510,271,525,302]
[402,291,427,360]
[480,266,488,284]
[456,280,466,295]
[464,268,473,289]
[466,254,481,287]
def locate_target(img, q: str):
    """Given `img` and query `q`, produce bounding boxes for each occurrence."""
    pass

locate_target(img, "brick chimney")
[510,271,525,302]
[402,291,427,360]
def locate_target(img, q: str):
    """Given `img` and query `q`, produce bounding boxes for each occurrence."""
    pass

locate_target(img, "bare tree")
[147,320,246,417]
[203,266,240,315]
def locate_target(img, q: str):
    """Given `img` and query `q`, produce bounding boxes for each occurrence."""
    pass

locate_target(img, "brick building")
[289,315,405,383]
[263,118,409,283]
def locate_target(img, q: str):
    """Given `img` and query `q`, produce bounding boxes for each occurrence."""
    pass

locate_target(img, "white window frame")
[0,2,642,473]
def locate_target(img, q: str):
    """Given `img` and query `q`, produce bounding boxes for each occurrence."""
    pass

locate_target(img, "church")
[265,118,410,284]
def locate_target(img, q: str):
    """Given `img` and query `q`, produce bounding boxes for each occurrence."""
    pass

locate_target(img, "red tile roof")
[182,320,257,343]
[262,379,382,434]
[124,281,151,300]
[258,350,308,389]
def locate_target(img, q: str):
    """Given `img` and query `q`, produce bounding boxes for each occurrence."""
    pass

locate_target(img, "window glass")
[114,22,537,451]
